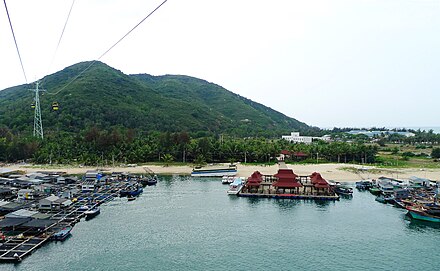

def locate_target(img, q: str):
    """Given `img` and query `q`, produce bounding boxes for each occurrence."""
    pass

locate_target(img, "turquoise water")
[3,176,440,271]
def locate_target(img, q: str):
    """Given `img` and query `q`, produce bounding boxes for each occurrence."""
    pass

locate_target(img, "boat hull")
[191,169,237,177]
[85,208,100,220]
[408,210,440,223]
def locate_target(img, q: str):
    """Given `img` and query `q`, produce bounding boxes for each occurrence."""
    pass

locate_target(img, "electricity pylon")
[30,81,45,139]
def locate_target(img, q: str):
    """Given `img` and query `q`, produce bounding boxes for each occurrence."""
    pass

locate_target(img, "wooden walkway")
[0,181,130,263]
[0,235,50,262]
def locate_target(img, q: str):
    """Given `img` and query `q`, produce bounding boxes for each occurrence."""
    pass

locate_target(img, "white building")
[281,132,331,144]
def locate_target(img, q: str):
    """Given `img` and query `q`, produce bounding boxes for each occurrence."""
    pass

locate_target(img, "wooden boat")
[52,226,72,241]
[84,207,100,220]
[368,187,381,195]
[406,206,440,223]
[356,180,373,190]
[128,186,143,197]
[334,186,353,196]
[146,175,158,186]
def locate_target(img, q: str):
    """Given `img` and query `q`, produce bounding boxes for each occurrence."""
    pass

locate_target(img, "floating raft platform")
[0,180,131,263]
[238,192,339,201]
[0,235,50,262]
[237,169,340,201]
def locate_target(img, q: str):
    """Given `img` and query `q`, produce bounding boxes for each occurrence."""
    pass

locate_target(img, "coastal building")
[281,132,331,144]
[347,130,416,137]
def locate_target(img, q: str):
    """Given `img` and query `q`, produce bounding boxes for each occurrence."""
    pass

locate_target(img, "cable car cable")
[47,0,168,96]
[3,0,28,83]
[46,0,76,77]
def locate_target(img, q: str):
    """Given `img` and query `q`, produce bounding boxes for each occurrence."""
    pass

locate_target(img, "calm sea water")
[3,176,440,271]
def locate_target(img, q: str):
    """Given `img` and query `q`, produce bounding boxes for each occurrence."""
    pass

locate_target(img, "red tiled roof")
[281,150,291,155]
[274,169,298,179]
[272,181,303,188]
[250,171,263,182]
[272,169,302,188]
[310,172,329,188]
[293,152,308,157]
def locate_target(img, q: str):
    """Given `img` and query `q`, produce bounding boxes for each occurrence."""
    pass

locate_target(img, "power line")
[48,0,168,96]
[3,0,27,83]
[46,0,76,76]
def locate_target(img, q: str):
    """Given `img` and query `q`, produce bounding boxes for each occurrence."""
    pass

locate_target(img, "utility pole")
[30,82,45,139]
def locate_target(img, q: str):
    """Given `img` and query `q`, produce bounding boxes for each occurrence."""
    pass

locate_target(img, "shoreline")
[2,163,439,182]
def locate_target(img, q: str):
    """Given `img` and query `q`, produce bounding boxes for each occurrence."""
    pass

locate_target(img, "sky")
[1,0,439,129]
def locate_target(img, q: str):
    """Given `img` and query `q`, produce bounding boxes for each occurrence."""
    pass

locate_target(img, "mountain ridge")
[0,61,315,137]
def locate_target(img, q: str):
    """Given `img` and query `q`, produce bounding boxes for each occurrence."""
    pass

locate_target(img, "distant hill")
[0,61,314,137]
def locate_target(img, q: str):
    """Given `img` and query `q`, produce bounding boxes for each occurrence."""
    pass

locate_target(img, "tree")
[161,154,174,167]
[431,148,440,159]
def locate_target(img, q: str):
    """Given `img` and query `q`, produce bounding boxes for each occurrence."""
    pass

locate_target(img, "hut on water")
[244,171,263,193]
[272,169,303,194]
[310,172,331,195]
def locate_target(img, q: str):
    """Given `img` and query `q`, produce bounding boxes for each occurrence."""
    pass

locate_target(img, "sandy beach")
[2,163,439,182]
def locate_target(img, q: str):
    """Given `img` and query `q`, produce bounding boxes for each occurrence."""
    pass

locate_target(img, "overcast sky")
[1,0,439,128]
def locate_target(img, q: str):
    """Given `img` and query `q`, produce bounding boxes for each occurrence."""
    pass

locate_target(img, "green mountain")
[0,61,313,137]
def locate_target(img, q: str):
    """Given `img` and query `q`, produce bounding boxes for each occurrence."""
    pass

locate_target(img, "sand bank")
[3,163,439,182]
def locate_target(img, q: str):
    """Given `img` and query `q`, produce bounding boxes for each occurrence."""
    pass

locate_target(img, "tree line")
[0,126,379,166]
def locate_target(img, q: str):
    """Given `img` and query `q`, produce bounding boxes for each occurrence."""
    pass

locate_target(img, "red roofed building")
[272,169,303,194]
[244,171,263,193]
[310,172,330,194]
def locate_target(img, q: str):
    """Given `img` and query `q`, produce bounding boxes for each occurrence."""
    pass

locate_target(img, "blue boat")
[145,175,158,186]
[128,186,143,197]
[52,226,72,241]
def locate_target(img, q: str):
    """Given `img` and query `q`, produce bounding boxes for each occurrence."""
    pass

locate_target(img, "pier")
[0,172,144,263]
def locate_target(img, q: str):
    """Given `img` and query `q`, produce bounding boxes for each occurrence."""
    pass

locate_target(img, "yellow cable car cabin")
[31,103,35,109]
[52,102,59,111]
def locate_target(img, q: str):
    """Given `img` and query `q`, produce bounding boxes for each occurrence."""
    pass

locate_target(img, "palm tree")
[161,154,174,167]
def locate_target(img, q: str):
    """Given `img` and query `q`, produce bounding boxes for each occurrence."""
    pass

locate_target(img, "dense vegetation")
[1,62,439,167]
[0,61,315,138]
[0,126,378,166]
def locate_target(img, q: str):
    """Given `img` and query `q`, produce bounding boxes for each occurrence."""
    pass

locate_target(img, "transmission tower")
[30,82,46,139]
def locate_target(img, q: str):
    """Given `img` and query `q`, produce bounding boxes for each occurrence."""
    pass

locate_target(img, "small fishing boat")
[127,196,136,201]
[406,206,440,223]
[227,177,244,195]
[222,176,235,184]
[146,175,158,186]
[368,187,381,195]
[52,226,72,241]
[84,207,100,220]
[334,186,353,196]
[375,193,394,204]
[356,180,373,190]
[128,186,143,197]
[78,205,90,211]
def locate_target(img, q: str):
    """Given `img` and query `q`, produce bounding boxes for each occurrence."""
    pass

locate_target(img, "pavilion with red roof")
[244,171,264,193]
[310,172,331,195]
[272,169,303,194]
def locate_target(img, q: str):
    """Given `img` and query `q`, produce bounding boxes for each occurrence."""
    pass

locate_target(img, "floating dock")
[0,179,135,263]
[237,169,340,201]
